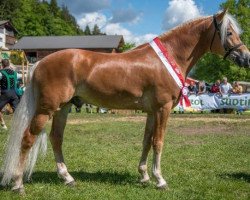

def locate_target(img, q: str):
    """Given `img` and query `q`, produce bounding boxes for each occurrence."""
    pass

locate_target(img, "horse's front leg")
[152,102,172,189]
[138,113,154,183]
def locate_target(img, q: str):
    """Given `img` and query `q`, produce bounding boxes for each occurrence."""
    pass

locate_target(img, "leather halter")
[210,15,243,60]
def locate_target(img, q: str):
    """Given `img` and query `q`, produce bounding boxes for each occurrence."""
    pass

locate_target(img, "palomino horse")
[1,10,250,193]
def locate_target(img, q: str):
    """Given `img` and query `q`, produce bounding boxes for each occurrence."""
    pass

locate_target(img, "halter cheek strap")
[210,16,220,52]
[210,15,243,60]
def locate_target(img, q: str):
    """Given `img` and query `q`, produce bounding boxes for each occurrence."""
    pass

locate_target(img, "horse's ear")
[215,9,228,23]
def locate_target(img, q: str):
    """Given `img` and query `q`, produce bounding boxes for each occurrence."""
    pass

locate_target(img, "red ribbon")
[180,87,191,107]
[152,37,191,107]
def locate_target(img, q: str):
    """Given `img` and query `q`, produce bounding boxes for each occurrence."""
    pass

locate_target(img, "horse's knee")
[21,128,36,152]
[30,114,49,135]
[21,134,36,151]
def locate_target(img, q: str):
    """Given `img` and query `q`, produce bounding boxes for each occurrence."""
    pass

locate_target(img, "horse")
[1,10,249,193]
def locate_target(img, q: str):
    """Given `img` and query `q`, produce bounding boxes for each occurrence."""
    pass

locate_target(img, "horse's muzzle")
[230,51,250,68]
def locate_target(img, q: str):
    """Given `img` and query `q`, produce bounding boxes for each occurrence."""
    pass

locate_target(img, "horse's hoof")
[156,183,168,190]
[140,178,150,184]
[12,187,25,195]
[66,180,76,187]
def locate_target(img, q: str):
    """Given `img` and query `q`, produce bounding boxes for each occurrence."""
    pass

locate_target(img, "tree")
[92,24,105,35]
[50,0,59,16]
[84,25,91,35]
[0,0,21,20]
[119,42,135,52]
[3,0,84,37]
[192,54,249,83]
[192,0,250,83]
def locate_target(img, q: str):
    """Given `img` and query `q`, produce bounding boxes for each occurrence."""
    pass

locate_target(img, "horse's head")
[211,10,250,68]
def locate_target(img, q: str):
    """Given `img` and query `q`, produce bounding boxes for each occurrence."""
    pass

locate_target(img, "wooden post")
[25,61,29,85]
[22,60,25,85]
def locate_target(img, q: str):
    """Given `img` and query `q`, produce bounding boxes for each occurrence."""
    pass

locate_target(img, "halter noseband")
[210,15,243,60]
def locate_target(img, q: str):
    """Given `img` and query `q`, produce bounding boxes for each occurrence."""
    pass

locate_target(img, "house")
[0,20,18,50]
[11,35,124,63]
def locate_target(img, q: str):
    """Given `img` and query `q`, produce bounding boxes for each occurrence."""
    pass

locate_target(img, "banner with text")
[175,93,250,110]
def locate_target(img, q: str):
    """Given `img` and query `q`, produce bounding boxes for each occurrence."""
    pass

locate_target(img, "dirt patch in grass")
[65,115,250,136]
[172,125,232,135]
[66,115,250,124]
[66,116,147,124]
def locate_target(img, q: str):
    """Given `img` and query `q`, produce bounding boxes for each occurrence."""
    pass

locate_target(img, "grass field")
[0,112,249,200]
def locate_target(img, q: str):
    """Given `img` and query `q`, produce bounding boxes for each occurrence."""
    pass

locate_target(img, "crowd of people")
[188,77,243,96]
[187,77,245,114]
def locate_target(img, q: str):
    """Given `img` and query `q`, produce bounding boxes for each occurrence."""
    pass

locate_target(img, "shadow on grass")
[219,172,250,183]
[31,170,138,185]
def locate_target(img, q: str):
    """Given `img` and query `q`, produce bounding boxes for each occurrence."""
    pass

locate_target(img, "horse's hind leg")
[49,103,75,186]
[12,113,49,193]
[138,113,154,183]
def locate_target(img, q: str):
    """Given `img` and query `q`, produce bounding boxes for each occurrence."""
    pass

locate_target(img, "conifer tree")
[50,0,58,16]
[84,25,91,35]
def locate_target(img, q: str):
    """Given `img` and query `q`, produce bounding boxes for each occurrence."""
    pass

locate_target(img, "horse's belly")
[75,85,154,111]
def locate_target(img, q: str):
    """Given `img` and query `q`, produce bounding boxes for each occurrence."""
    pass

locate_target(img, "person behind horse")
[232,81,243,94]
[188,81,197,95]
[211,80,221,94]
[197,81,207,95]
[220,77,233,113]
[232,81,243,115]
[220,77,232,95]
[0,59,20,130]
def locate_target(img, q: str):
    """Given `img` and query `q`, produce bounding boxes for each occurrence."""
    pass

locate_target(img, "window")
[0,37,3,42]
[0,28,4,33]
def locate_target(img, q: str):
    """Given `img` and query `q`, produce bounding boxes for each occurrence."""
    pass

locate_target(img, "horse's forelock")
[220,13,242,45]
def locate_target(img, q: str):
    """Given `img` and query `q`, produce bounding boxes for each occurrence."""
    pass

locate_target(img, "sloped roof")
[11,35,124,50]
[0,20,9,25]
[0,20,18,33]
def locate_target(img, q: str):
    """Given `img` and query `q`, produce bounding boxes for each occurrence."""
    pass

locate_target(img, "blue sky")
[57,0,226,44]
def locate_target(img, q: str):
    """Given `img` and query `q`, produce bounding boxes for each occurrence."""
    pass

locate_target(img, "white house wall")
[0,27,6,49]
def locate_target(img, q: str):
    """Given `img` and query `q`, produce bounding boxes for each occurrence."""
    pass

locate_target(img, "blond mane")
[220,13,242,45]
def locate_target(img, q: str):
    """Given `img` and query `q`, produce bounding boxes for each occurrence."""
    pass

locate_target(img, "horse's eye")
[227,32,232,36]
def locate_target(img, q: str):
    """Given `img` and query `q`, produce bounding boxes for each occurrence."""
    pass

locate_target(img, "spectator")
[232,81,243,94]
[211,80,221,93]
[197,81,206,95]
[220,77,232,95]
[188,81,197,95]
[0,59,21,130]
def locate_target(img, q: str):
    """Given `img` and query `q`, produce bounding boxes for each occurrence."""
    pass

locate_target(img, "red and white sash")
[149,37,191,107]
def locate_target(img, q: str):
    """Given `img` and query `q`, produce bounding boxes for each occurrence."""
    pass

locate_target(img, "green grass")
[0,112,249,200]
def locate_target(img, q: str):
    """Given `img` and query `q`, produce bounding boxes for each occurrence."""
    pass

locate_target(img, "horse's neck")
[160,17,212,77]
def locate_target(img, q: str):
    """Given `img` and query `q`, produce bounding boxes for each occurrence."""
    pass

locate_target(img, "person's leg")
[0,93,10,130]
[0,111,7,130]
[9,91,20,112]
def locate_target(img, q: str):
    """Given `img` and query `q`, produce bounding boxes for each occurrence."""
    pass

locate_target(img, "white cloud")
[104,23,157,45]
[162,0,203,30]
[78,12,108,30]
[78,12,156,45]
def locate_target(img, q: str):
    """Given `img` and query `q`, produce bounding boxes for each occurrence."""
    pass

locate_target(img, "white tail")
[1,62,47,185]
